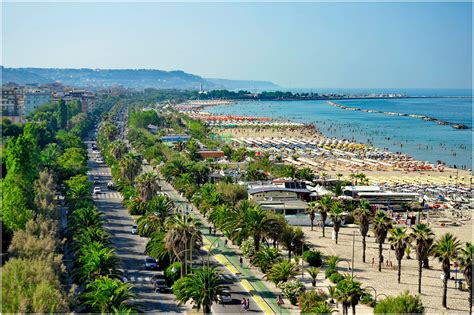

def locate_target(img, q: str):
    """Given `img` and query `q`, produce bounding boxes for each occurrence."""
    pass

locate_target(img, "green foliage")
[2,177,34,231]
[128,109,161,129]
[374,291,425,314]
[240,239,255,259]
[298,289,327,313]
[329,272,344,284]
[80,276,136,313]
[145,231,172,269]
[215,182,248,204]
[325,267,337,279]
[252,246,282,273]
[303,250,323,267]
[55,130,84,150]
[360,292,375,307]
[2,257,69,313]
[172,266,226,313]
[58,147,88,179]
[57,100,68,129]
[277,279,305,305]
[268,260,299,284]
[165,262,182,285]
[306,267,320,287]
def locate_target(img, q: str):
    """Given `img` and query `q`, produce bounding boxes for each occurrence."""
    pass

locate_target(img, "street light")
[363,286,387,304]
[336,260,351,273]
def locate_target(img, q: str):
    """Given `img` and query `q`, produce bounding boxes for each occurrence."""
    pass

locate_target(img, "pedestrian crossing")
[87,171,111,176]
[124,276,151,283]
[93,192,123,200]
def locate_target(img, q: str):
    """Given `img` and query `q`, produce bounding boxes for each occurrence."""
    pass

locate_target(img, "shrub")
[240,239,255,259]
[325,255,339,269]
[374,290,424,314]
[298,289,327,313]
[164,262,182,285]
[360,293,375,307]
[325,267,337,278]
[303,250,323,267]
[329,272,344,284]
[268,260,298,284]
[277,279,305,305]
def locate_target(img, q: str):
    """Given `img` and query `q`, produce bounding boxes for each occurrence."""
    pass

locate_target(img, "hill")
[0,67,279,90]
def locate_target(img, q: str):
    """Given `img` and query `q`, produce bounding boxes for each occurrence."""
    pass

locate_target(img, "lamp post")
[351,231,355,278]
[336,260,351,273]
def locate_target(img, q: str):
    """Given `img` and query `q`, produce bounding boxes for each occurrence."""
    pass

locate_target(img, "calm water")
[206,98,472,169]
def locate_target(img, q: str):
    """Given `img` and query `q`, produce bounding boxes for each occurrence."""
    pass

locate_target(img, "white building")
[23,89,51,115]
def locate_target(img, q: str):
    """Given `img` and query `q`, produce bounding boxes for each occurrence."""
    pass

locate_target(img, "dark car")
[145,257,158,270]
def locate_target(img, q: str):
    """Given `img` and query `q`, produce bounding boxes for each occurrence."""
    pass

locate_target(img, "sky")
[2,2,472,89]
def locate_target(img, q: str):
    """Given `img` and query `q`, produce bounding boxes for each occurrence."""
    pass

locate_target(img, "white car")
[217,290,232,304]
[96,159,104,164]
[93,187,101,194]
[131,224,138,234]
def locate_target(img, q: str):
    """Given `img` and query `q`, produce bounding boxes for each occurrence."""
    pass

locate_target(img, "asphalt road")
[87,143,262,314]
[87,144,183,313]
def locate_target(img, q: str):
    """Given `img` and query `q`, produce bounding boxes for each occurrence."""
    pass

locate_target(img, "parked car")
[131,224,138,234]
[153,278,168,293]
[93,187,101,194]
[217,290,232,304]
[145,257,158,270]
[93,176,100,184]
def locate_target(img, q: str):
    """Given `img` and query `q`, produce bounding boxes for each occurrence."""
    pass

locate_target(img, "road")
[87,144,183,313]
[87,143,262,314]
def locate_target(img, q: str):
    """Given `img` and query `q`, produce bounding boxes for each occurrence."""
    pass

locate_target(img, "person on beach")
[371,257,375,268]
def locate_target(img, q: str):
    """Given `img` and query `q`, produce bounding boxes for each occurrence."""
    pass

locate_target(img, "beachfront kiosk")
[343,186,419,210]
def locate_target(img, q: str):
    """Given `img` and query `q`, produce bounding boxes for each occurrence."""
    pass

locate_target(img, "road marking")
[240,280,273,315]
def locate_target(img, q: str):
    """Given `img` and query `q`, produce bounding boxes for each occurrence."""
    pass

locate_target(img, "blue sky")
[2,2,472,89]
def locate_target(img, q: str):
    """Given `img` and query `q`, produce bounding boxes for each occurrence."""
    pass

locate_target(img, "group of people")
[240,297,250,311]
[371,257,393,268]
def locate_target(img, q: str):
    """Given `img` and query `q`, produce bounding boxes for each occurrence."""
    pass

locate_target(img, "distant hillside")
[0,66,279,90]
[206,78,280,90]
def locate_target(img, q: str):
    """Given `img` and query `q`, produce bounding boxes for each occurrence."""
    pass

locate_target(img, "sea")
[205,92,472,169]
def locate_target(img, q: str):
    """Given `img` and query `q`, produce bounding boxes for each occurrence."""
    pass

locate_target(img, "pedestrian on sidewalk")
[371,257,375,268]
[239,256,243,267]
[208,226,212,235]
[245,298,250,311]
[241,298,246,311]
[224,239,228,247]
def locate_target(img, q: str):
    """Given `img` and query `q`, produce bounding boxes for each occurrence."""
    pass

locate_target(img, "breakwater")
[327,101,469,129]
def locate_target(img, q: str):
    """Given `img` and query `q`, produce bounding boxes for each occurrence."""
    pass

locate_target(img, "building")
[198,150,225,159]
[23,89,51,116]
[247,181,311,215]
[1,86,23,122]
[160,134,192,142]
[343,186,419,210]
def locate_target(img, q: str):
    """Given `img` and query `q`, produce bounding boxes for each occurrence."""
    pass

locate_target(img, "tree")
[353,199,373,263]
[2,177,34,231]
[135,172,161,201]
[267,260,299,284]
[164,213,202,274]
[310,301,335,314]
[457,242,473,313]
[307,267,320,287]
[306,202,318,231]
[1,257,68,313]
[388,227,410,283]
[80,276,135,313]
[280,225,306,260]
[57,147,88,179]
[40,143,62,171]
[172,266,226,314]
[252,246,282,273]
[298,290,327,313]
[372,211,392,272]
[119,153,142,184]
[374,290,424,314]
[215,182,248,204]
[244,206,281,251]
[316,195,332,237]
[433,233,461,308]
[409,223,434,293]
[146,195,175,225]
[57,99,68,129]
[190,162,210,186]
[109,140,128,160]
[55,130,84,150]
[74,241,121,283]
[137,213,162,237]
[329,202,344,244]
[334,275,363,315]
[145,231,173,269]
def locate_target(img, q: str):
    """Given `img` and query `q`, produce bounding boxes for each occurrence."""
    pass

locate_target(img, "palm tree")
[137,213,162,237]
[160,158,188,182]
[307,267,320,287]
[80,276,135,313]
[320,172,328,186]
[145,231,173,267]
[172,266,226,314]
[280,225,305,260]
[433,233,461,308]
[164,213,203,274]
[267,260,299,284]
[457,242,472,313]
[388,227,410,283]
[72,226,112,254]
[75,242,121,283]
[109,140,128,160]
[329,202,344,244]
[119,153,142,184]
[125,197,146,215]
[243,206,281,251]
[67,207,104,235]
[410,223,434,293]
[334,275,363,315]
[316,195,332,237]
[306,202,318,231]
[135,172,160,201]
[311,301,335,314]
[372,211,392,272]
[252,246,282,273]
[146,195,175,225]
[353,200,372,263]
